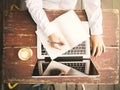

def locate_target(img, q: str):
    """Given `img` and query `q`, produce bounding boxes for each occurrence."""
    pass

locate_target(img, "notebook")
[36,10,89,60]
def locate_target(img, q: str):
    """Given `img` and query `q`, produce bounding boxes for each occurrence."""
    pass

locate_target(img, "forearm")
[25,0,54,36]
[83,0,103,35]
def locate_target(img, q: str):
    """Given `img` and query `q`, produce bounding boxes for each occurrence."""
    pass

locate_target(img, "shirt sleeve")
[25,0,55,37]
[83,0,103,35]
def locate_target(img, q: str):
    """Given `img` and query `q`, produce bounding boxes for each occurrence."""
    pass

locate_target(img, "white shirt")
[25,0,103,36]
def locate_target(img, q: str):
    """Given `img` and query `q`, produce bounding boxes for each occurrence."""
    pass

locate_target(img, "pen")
[48,40,64,45]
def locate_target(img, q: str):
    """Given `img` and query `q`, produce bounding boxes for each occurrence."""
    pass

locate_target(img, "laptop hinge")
[45,56,83,62]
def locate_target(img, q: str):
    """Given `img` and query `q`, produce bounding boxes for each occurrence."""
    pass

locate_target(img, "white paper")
[36,10,89,60]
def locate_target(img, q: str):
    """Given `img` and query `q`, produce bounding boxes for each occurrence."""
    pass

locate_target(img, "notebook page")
[52,10,89,47]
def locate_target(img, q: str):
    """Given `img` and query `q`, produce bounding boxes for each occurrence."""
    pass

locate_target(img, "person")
[25,0,105,57]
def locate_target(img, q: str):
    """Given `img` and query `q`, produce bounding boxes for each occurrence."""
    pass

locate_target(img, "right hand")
[48,33,64,50]
[90,35,105,57]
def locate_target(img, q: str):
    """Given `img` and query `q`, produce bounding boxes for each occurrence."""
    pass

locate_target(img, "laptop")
[32,23,95,77]
[32,42,99,77]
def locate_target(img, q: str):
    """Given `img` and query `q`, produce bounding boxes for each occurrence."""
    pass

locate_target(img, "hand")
[90,35,105,57]
[48,33,64,50]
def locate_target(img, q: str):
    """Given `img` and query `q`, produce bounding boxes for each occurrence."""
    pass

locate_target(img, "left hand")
[90,35,105,57]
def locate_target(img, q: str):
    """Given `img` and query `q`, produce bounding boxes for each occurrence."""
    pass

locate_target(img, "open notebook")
[36,10,89,60]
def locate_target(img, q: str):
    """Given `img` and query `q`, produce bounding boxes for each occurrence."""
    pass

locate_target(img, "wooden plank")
[113,0,120,89]
[102,9,119,47]
[101,7,119,90]
[66,84,76,90]
[0,0,3,55]
[115,84,120,90]
[20,0,27,11]
[72,84,99,90]
[55,84,99,90]
[99,85,114,90]
[0,2,3,87]
[101,0,113,9]
[113,0,120,85]
[113,0,120,9]
[0,55,2,90]
[84,85,98,90]
[4,84,33,90]
[113,0,120,32]
[77,84,83,90]
[16,84,32,90]
[54,84,66,90]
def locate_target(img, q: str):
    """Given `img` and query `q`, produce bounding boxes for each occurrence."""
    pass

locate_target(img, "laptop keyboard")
[41,41,86,55]
[62,62,86,73]
[64,41,86,55]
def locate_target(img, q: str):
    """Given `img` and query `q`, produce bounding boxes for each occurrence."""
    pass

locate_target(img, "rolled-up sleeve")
[25,0,55,36]
[83,0,103,35]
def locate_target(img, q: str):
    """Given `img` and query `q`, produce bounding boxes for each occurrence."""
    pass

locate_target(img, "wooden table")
[3,9,119,84]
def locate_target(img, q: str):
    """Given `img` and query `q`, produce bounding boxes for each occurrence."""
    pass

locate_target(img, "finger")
[96,46,102,57]
[92,46,97,56]
[51,43,61,50]
[59,38,65,46]
[100,46,103,55]
[96,44,106,57]
[90,43,92,50]
[59,41,64,46]
[102,44,106,53]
